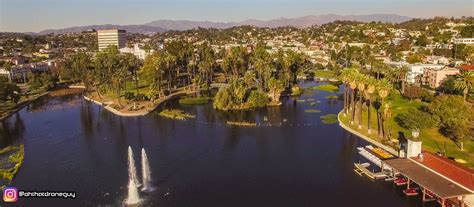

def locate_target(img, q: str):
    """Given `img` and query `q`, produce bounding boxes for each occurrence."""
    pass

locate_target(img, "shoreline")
[337,111,399,156]
[83,89,200,117]
[0,91,50,122]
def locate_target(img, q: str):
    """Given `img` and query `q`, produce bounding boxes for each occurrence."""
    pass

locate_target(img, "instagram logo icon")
[3,187,18,202]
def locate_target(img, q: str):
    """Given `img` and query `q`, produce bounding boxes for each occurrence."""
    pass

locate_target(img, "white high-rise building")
[97,29,126,51]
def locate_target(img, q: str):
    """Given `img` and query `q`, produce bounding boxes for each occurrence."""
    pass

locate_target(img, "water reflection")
[0,113,25,147]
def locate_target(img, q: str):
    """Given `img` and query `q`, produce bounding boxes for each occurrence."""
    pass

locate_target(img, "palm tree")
[357,75,367,129]
[339,68,357,116]
[349,74,359,125]
[454,71,473,102]
[365,77,376,134]
[376,78,392,139]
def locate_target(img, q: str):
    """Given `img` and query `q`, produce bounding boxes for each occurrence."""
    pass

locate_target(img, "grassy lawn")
[313,70,336,78]
[339,93,473,168]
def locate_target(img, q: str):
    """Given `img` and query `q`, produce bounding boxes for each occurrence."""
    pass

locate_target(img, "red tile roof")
[411,152,474,191]
[458,64,474,71]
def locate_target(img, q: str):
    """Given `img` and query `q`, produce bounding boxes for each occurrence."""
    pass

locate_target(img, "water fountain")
[141,148,154,192]
[125,146,141,205]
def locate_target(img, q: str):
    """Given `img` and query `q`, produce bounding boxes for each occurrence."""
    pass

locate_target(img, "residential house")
[407,64,444,84]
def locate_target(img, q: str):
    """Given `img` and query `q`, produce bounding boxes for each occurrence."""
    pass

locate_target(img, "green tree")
[396,108,439,130]
[454,71,473,101]
[428,95,473,150]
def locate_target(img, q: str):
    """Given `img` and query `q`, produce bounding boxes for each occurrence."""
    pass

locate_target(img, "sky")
[0,0,472,32]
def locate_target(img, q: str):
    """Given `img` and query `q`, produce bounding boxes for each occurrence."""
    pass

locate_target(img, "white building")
[454,38,474,45]
[407,64,444,84]
[97,29,126,51]
[119,43,154,60]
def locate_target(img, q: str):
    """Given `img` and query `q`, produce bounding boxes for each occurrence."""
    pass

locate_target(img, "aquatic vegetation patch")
[304,109,321,113]
[226,121,257,127]
[325,95,339,99]
[296,99,306,103]
[179,97,212,105]
[309,84,339,93]
[320,114,338,124]
[290,86,303,96]
[0,145,24,188]
[159,109,195,120]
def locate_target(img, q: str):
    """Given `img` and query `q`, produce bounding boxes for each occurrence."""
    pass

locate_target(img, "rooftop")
[385,158,472,199]
[458,64,474,71]
[411,152,474,191]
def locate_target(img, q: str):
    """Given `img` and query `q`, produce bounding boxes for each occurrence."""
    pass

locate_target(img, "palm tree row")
[339,68,393,139]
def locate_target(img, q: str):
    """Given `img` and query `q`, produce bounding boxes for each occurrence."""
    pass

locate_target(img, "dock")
[354,163,388,180]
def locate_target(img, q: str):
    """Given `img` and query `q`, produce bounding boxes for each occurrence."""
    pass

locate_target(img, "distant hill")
[35,14,412,34]
[145,14,412,30]
[37,24,167,35]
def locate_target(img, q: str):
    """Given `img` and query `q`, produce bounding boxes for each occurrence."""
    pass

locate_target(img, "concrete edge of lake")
[83,96,149,117]
[337,111,399,156]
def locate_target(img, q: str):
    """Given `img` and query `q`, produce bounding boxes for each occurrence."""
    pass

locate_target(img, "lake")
[1,81,435,206]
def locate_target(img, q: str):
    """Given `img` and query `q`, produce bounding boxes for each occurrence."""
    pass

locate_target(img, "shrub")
[395,108,439,130]
[404,85,423,101]
[124,92,135,100]
[247,90,269,108]
[213,88,233,110]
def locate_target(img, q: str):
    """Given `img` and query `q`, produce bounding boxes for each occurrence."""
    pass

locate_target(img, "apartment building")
[423,67,459,88]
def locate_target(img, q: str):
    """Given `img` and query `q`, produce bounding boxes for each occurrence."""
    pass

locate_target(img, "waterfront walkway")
[85,84,227,117]
[337,111,399,156]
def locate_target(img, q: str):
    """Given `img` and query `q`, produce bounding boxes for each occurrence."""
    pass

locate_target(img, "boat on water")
[403,188,419,196]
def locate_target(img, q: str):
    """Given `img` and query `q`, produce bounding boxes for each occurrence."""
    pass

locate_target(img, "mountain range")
[36,14,412,35]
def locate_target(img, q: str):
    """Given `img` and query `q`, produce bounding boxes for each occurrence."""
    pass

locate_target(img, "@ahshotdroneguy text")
[19,190,76,199]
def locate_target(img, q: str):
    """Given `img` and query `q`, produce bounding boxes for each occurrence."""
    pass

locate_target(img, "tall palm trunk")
[367,96,372,134]
[358,93,363,129]
[351,89,357,125]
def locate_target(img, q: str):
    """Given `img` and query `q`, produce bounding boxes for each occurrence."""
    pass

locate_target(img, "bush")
[134,93,149,101]
[404,85,423,101]
[395,108,439,130]
[421,91,434,102]
[213,88,233,110]
[291,86,303,96]
[124,92,149,101]
[247,90,269,108]
[124,92,135,100]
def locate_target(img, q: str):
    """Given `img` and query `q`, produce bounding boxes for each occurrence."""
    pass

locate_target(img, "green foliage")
[290,85,303,96]
[428,95,473,141]
[247,90,269,108]
[406,53,425,64]
[459,25,474,38]
[396,108,439,130]
[159,109,195,120]
[0,145,24,182]
[179,97,212,105]
[213,87,234,110]
[0,77,20,103]
[314,70,336,78]
[320,114,338,124]
[404,85,424,100]
[309,84,339,92]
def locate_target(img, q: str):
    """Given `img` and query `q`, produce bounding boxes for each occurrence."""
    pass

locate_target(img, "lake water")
[1,81,436,206]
